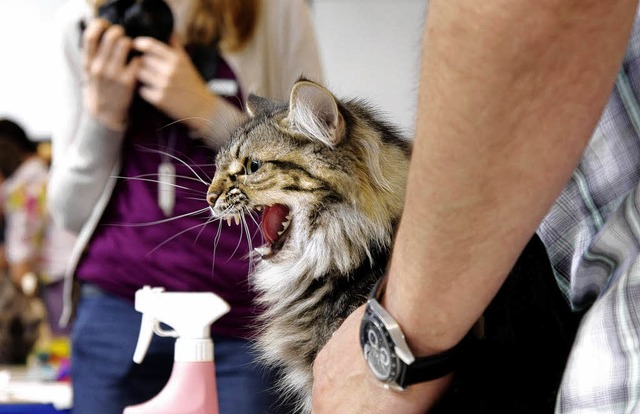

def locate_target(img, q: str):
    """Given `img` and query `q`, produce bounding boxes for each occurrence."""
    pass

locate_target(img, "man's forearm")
[386,0,638,355]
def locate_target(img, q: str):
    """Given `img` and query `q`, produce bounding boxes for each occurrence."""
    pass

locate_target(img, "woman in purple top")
[48,0,324,413]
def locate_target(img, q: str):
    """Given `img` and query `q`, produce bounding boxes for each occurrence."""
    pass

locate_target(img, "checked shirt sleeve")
[538,11,640,412]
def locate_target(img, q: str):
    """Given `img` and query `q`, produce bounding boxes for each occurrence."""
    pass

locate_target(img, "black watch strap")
[369,276,469,387]
[397,337,466,387]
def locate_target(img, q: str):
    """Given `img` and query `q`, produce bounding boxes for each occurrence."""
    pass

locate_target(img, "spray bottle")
[123,286,230,414]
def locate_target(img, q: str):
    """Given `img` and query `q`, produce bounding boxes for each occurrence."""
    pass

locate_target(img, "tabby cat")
[206,79,410,411]
[206,79,580,413]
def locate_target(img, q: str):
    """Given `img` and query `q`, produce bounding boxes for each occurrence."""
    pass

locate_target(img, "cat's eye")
[245,158,263,174]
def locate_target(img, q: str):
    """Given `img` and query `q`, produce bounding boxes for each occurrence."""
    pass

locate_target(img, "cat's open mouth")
[255,203,291,258]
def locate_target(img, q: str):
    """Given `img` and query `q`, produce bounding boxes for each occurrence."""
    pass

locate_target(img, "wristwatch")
[360,276,466,391]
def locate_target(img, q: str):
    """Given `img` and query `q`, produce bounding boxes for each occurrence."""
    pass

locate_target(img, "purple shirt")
[76,58,261,339]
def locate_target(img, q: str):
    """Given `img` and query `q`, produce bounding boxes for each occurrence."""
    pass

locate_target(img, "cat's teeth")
[278,220,291,236]
[280,215,292,233]
[224,214,243,225]
[255,246,271,256]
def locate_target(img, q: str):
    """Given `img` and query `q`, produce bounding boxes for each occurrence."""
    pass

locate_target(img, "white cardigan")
[48,0,324,325]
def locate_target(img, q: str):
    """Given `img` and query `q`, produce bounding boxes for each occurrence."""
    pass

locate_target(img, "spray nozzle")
[132,286,230,364]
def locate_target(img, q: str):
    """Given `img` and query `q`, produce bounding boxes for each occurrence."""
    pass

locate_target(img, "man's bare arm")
[388,0,638,355]
[312,1,639,412]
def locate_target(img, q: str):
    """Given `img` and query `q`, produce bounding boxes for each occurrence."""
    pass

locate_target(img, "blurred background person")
[0,118,75,362]
[0,212,6,276]
[48,0,323,413]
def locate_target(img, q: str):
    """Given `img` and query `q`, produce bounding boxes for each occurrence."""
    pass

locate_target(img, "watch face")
[360,308,399,383]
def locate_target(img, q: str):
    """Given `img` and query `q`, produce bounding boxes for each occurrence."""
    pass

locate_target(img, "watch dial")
[361,312,398,382]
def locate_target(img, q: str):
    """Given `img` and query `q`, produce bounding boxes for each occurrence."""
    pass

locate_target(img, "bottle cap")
[175,338,214,362]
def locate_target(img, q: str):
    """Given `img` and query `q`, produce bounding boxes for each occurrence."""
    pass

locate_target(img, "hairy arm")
[389,0,637,355]
[312,0,639,412]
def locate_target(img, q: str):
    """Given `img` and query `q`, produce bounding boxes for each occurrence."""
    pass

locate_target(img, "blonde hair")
[89,0,260,52]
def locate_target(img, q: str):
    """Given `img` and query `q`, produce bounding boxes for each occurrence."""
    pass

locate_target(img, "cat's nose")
[206,191,218,206]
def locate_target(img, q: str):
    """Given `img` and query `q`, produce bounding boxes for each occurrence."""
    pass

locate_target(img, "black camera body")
[80,0,219,82]
[98,0,173,44]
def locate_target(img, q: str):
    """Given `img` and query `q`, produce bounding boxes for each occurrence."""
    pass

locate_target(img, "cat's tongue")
[261,204,290,244]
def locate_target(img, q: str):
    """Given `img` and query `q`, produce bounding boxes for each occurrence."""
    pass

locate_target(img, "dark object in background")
[80,0,220,81]
[98,0,173,44]
[0,276,45,365]
[433,234,583,413]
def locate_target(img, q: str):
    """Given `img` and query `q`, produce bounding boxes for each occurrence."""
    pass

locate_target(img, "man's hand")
[312,305,451,414]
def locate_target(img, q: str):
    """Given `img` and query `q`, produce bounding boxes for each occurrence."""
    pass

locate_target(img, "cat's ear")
[246,94,278,117]
[287,80,345,147]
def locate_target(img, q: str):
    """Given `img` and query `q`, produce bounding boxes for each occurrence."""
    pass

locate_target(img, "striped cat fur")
[207,79,411,412]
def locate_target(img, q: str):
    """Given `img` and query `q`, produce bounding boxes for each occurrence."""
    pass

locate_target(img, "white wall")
[0,0,68,140]
[0,0,426,140]
[313,0,426,137]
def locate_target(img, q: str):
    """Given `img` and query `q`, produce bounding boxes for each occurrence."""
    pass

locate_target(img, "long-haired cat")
[206,79,410,411]
[206,79,580,413]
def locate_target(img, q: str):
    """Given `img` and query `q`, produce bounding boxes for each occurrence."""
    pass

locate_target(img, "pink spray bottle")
[123,286,230,414]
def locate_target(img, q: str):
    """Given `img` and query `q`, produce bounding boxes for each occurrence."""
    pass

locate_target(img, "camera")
[97,0,173,44]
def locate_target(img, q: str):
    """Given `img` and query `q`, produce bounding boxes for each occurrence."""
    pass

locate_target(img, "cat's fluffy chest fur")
[207,79,410,412]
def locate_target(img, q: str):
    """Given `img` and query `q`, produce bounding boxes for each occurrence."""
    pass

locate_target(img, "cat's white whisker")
[156,118,185,130]
[227,215,246,261]
[134,144,214,183]
[213,206,235,221]
[192,216,217,247]
[210,219,223,277]
[107,207,210,227]
[120,172,209,186]
[171,115,238,136]
[240,214,255,274]
[137,147,212,185]
[185,196,210,203]
[246,209,261,229]
[112,175,195,191]
[146,219,210,257]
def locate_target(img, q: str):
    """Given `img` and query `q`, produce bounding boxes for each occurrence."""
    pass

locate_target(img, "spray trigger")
[133,312,155,364]
[132,286,165,364]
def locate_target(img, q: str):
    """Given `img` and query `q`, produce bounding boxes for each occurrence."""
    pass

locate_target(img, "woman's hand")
[82,19,140,131]
[132,36,218,132]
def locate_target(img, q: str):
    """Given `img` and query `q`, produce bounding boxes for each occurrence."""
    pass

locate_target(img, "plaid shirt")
[538,11,640,413]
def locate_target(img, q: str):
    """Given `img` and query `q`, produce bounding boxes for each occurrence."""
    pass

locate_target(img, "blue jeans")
[71,285,291,414]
